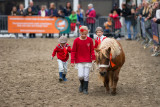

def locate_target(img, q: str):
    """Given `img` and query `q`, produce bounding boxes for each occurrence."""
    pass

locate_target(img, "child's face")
[72,11,75,15]
[77,11,80,14]
[108,18,111,22]
[131,9,135,13]
[60,43,66,47]
[80,31,88,39]
[96,31,103,37]
[28,8,32,12]
[113,11,117,14]
[58,10,61,14]
[41,7,45,10]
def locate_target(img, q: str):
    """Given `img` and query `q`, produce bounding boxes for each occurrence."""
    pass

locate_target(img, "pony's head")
[95,47,111,77]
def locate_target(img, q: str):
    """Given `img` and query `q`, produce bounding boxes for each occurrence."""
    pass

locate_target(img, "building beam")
[25,0,29,9]
[73,0,79,12]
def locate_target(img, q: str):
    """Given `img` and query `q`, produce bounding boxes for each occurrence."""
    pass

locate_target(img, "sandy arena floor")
[0,38,160,107]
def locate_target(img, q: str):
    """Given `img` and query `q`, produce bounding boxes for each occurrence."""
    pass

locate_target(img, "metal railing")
[0,15,8,33]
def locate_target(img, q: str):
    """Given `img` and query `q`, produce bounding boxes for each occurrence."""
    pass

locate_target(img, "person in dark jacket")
[58,10,65,18]
[122,3,132,40]
[17,4,27,39]
[26,1,38,15]
[111,3,122,16]
[48,2,58,38]
[48,3,58,17]
[145,2,159,42]
[63,2,72,16]
[153,18,160,24]
[140,2,149,18]
[11,6,18,39]
[86,3,96,39]
[25,7,36,38]
[58,10,65,37]
[63,2,72,38]
[17,4,25,16]
[11,6,17,16]
[130,8,137,39]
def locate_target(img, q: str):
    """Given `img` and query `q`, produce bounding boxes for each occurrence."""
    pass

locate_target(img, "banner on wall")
[8,16,70,33]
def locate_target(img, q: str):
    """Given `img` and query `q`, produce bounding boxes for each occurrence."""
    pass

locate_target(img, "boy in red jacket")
[71,26,95,94]
[94,27,107,49]
[52,36,71,82]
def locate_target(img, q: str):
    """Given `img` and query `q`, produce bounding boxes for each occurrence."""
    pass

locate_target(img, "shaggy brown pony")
[95,38,125,95]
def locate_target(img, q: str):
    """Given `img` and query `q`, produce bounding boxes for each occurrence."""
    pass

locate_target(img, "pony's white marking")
[99,38,121,59]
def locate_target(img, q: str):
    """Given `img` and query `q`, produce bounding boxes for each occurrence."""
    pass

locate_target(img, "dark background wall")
[0,0,117,16]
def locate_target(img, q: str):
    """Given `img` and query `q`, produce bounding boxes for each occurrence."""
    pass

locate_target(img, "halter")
[98,62,110,68]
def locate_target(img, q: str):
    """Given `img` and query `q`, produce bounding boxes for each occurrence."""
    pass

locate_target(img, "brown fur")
[95,38,125,95]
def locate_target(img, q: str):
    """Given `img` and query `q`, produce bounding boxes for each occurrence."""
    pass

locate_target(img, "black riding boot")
[79,79,84,92]
[83,81,88,94]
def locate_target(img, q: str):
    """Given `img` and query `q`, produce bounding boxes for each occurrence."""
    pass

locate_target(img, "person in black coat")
[48,2,59,38]
[17,4,25,16]
[25,7,36,38]
[63,2,72,16]
[63,2,72,38]
[111,3,122,16]
[11,6,18,39]
[48,3,58,17]
[17,4,27,38]
[122,3,132,40]
[26,1,38,15]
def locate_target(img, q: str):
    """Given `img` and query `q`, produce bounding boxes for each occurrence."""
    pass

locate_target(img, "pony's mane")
[99,38,121,59]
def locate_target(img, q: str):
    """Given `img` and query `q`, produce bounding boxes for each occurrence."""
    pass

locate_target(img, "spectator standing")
[122,3,132,40]
[27,1,38,15]
[48,2,58,38]
[145,2,159,42]
[104,17,112,37]
[38,5,48,38]
[63,2,72,16]
[141,2,149,18]
[58,10,65,18]
[77,4,84,26]
[130,8,137,40]
[63,2,72,38]
[111,3,122,16]
[26,7,36,38]
[58,10,65,37]
[11,6,17,16]
[25,1,38,38]
[69,11,77,33]
[17,4,27,39]
[110,10,122,39]
[11,6,18,39]
[77,10,84,26]
[86,3,96,39]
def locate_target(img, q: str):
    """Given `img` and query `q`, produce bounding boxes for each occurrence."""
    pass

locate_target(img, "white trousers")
[76,63,92,81]
[57,59,68,74]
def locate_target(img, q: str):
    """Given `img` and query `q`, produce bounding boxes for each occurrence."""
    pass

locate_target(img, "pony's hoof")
[111,92,116,96]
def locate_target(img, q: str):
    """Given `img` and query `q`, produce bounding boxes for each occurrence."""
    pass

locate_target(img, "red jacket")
[94,36,107,49]
[71,37,95,64]
[110,14,122,29]
[52,43,71,62]
[86,9,96,24]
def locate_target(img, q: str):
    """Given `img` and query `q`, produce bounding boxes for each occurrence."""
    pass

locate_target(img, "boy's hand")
[71,63,74,67]
[92,60,96,63]
[51,56,53,60]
